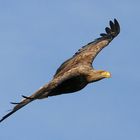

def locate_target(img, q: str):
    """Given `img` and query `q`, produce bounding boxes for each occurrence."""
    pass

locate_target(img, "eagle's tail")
[0,86,48,123]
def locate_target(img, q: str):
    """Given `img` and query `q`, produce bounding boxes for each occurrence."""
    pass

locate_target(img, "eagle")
[0,19,120,123]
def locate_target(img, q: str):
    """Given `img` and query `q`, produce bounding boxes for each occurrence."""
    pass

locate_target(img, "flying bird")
[0,19,120,123]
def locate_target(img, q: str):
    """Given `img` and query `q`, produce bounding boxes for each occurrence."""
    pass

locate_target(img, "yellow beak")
[101,71,111,78]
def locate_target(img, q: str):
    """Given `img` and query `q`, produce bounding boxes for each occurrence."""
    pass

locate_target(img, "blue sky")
[0,0,140,140]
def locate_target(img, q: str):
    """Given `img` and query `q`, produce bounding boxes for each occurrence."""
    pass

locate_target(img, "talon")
[22,95,33,100]
[10,102,20,105]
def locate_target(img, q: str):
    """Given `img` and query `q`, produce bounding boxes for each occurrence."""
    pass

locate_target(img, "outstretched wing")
[0,85,48,123]
[54,19,120,78]
[0,68,84,123]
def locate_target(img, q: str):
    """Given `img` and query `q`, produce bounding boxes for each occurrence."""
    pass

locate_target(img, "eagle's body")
[0,19,120,123]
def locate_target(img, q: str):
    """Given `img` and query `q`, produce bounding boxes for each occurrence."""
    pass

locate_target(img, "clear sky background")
[0,0,139,140]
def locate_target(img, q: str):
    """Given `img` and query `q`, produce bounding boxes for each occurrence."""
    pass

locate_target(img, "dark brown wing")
[54,19,120,78]
[0,68,84,123]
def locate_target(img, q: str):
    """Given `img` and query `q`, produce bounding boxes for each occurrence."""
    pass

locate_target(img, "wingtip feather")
[100,18,120,40]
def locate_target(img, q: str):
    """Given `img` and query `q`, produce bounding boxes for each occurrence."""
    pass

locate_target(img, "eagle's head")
[87,70,111,83]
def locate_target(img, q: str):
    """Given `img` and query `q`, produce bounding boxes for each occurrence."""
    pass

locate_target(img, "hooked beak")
[101,71,111,78]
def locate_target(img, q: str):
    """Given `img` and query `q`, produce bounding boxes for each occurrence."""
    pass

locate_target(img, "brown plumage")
[0,19,120,123]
